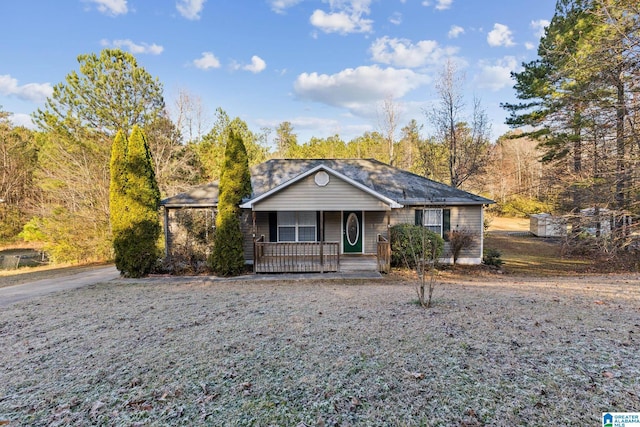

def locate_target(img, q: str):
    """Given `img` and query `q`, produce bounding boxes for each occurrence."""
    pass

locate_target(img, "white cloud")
[389,12,402,25]
[435,0,453,10]
[421,0,453,10]
[269,0,302,14]
[87,0,128,16]
[487,23,515,47]
[448,25,464,39]
[193,52,221,70]
[524,42,536,50]
[369,36,458,69]
[258,116,341,131]
[243,56,267,73]
[9,113,35,129]
[176,0,206,20]
[293,65,429,115]
[475,56,518,91]
[310,9,372,34]
[310,0,373,34]
[530,19,550,38]
[0,74,53,102]
[100,39,164,55]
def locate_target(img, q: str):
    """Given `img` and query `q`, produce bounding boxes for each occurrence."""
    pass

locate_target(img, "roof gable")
[240,164,402,209]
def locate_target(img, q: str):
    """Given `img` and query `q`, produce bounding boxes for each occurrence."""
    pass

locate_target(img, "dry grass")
[1,273,639,426]
[484,233,594,276]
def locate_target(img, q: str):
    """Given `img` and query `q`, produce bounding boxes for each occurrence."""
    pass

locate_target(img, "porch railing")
[376,234,391,273]
[254,235,339,273]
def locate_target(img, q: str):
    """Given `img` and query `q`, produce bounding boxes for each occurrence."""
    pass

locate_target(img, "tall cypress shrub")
[208,127,252,276]
[109,125,161,277]
[109,130,128,235]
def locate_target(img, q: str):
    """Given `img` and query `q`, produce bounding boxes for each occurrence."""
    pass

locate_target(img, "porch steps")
[340,255,378,272]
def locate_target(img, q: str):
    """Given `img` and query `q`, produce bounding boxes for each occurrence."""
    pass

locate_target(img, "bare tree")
[378,96,401,166]
[145,112,201,196]
[428,59,491,188]
[171,88,210,144]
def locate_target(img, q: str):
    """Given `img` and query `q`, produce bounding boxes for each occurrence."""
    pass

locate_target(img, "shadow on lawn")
[484,232,593,276]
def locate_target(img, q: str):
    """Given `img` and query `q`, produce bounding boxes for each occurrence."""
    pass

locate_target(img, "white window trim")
[422,208,443,237]
[277,211,317,242]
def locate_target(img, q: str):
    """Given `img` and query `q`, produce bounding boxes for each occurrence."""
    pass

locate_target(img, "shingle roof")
[161,182,218,207]
[161,158,494,207]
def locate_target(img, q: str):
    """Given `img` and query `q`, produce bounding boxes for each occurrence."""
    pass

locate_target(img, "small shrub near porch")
[390,224,444,268]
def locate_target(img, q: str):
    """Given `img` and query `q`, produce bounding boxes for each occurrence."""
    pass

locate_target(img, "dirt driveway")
[0,265,120,307]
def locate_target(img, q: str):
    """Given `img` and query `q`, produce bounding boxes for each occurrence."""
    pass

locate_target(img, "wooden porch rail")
[377,234,391,273]
[254,235,339,273]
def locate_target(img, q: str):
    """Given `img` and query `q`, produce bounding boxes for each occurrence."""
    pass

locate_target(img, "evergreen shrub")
[390,224,444,268]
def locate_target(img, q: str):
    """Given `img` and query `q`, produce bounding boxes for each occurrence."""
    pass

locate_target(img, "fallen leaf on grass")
[0,420,11,426]
[126,400,153,411]
[403,369,425,380]
[602,371,615,378]
[89,400,106,420]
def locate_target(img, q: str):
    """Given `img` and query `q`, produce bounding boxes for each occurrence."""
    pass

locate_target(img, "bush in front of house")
[390,224,444,268]
[208,125,252,276]
[483,248,503,267]
[109,126,161,278]
[446,228,476,265]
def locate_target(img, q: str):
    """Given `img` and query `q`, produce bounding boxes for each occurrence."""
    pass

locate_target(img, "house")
[161,159,494,273]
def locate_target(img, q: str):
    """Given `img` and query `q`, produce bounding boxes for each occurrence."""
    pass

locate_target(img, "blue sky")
[0,0,556,145]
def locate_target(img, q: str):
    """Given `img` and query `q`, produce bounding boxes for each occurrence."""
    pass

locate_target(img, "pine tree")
[110,126,161,277]
[208,126,252,276]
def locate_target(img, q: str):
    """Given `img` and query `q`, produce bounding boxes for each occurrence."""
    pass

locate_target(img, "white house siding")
[251,174,390,212]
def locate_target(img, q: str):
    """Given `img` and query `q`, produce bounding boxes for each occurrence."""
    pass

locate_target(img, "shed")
[530,213,567,237]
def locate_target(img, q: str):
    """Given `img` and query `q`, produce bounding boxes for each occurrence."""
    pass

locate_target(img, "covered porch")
[251,231,390,274]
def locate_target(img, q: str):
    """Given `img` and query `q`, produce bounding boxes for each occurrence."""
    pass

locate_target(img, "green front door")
[343,211,363,253]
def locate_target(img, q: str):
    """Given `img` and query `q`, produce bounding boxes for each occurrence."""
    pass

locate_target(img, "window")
[277,211,317,242]
[423,208,443,236]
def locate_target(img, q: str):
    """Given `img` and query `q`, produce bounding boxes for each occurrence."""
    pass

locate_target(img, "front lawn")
[1,274,638,425]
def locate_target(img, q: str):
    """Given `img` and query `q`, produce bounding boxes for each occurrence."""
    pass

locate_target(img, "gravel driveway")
[0,265,120,307]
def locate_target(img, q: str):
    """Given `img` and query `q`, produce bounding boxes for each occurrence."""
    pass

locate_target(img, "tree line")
[1,0,638,264]
[504,0,639,216]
